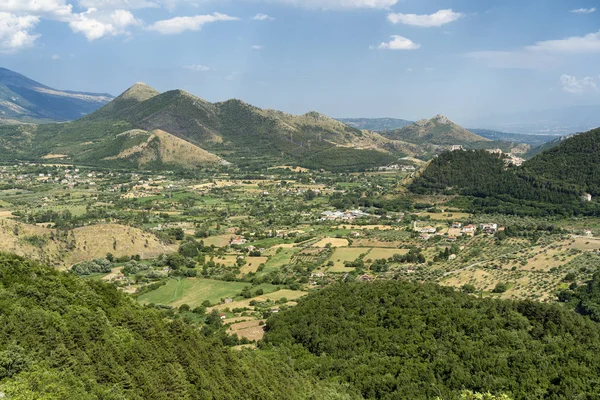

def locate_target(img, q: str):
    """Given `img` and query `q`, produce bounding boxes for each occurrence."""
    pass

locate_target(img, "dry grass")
[203,235,232,247]
[240,256,269,274]
[568,237,600,251]
[313,238,349,248]
[228,320,266,341]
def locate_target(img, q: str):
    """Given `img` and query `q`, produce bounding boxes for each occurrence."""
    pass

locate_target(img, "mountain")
[523,133,577,159]
[523,127,600,196]
[0,68,113,123]
[464,105,600,135]
[0,83,400,171]
[336,117,413,131]
[410,127,600,216]
[381,115,491,146]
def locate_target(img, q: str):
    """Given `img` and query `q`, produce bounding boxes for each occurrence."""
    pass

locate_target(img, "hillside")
[41,84,399,171]
[382,115,490,146]
[0,68,112,123]
[523,128,600,196]
[265,280,600,399]
[0,252,347,399]
[0,219,177,267]
[524,133,576,159]
[409,128,600,216]
[336,117,413,131]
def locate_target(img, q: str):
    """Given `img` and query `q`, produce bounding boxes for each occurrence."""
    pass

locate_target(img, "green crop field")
[138,278,278,308]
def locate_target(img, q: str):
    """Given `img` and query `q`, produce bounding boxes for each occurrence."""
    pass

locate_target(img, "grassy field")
[262,247,301,273]
[203,235,232,247]
[327,247,372,272]
[138,278,278,308]
[367,248,409,260]
[240,256,269,274]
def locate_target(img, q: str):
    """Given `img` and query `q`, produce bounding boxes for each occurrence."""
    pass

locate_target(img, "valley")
[0,72,599,399]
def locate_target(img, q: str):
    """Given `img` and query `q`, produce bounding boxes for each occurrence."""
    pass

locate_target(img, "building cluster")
[320,210,370,221]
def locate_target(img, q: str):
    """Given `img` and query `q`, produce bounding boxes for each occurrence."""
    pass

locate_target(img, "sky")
[0,0,599,123]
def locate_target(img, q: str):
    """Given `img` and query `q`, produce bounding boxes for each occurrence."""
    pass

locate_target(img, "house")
[359,274,374,282]
[219,314,226,320]
[480,223,498,234]
[583,193,593,202]
[447,236,457,242]
[449,254,457,260]
[420,233,432,241]
[230,238,247,246]
[585,230,593,237]
[450,145,464,151]
[462,224,476,234]
[224,298,233,304]
[350,231,361,238]
[452,222,462,229]
[271,308,280,314]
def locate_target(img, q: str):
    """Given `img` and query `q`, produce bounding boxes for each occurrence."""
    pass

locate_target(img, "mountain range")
[0,68,549,171]
[0,68,113,123]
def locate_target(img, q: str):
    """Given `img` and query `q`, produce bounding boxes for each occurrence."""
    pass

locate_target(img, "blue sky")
[0,0,599,123]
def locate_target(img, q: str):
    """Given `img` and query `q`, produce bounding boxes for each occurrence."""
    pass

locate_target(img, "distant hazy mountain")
[381,115,490,146]
[336,118,413,131]
[0,68,113,123]
[464,105,600,135]
[469,129,556,147]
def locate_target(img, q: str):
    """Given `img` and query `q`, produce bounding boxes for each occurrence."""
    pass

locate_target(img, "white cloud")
[265,0,398,10]
[526,31,600,53]
[0,0,72,19]
[184,64,210,71]
[251,44,263,50]
[374,35,420,50]
[69,8,142,40]
[147,13,239,34]
[387,9,463,27]
[78,0,159,10]
[0,13,40,52]
[467,30,600,69]
[560,74,598,94]
[51,54,61,60]
[253,13,274,21]
[570,7,596,14]
[406,67,413,72]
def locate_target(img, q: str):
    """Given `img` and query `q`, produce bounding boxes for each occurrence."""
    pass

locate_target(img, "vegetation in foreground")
[264,280,600,400]
[0,252,354,400]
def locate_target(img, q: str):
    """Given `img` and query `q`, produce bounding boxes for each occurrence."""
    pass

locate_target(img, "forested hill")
[0,252,345,399]
[409,150,588,216]
[522,127,600,196]
[264,280,600,399]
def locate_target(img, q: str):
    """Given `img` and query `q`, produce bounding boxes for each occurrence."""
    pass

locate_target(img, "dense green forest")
[559,270,600,322]
[522,128,600,196]
[0,252,352,400]
[263,281,600,399]
[410,150,600,216]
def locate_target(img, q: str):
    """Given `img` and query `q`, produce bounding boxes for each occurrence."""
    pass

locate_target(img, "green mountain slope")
[409,128,600,215]
[0,68,113,123]
[0,252,344,399]
[82,84,399,170]
[522,128,600,196]
[382,115,490,146]
[0,83,406,170]
[265,280,600,399]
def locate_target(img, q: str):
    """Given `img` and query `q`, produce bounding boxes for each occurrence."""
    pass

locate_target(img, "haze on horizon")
[0,0,599,124]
